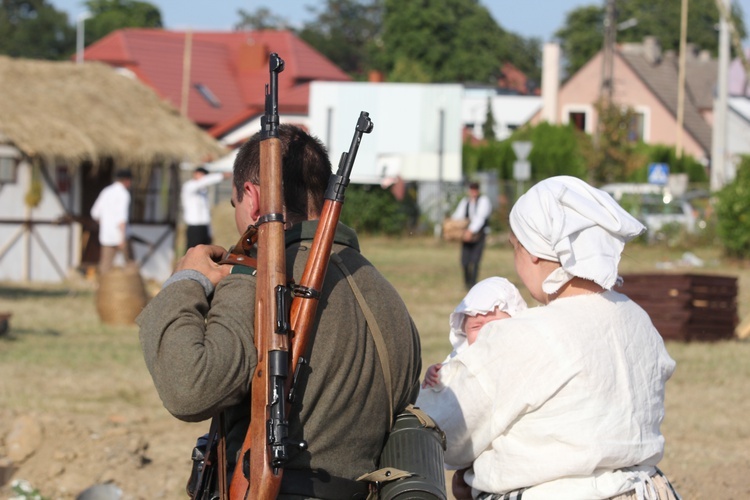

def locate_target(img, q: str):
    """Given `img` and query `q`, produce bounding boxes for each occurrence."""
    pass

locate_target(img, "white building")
[462,87,542,141]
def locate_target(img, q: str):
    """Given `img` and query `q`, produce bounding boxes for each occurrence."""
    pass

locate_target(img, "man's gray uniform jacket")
[137,221,422,481]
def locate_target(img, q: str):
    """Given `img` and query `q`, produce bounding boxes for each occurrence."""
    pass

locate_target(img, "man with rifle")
[136,122,422,498]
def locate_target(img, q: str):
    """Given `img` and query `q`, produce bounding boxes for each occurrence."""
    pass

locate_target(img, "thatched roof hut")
[0,55,226,168]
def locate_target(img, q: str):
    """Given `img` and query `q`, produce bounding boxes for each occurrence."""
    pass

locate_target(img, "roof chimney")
[368,70,384,83]
[541,42,560,124]
[237,41,268,73]
[643,36,662,65]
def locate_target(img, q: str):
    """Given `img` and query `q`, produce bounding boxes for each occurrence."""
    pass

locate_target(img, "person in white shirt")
[419,277,527,390]
[452,181,493,290]
[181,166,231,250]
[90,169,133,275]
[418,176,680,500]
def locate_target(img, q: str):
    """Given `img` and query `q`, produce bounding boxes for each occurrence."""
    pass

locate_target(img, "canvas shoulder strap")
[330,253,394,428]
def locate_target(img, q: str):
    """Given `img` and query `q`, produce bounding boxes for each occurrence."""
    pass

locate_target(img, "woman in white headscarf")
[417,176,680,500]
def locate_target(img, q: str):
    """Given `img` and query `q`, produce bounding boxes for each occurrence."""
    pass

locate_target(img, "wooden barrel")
[96,266,148,325]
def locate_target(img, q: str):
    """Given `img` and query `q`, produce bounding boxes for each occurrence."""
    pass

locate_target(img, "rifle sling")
[330,253,394,429]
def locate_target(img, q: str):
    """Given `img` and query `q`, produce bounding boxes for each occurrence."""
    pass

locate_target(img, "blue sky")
[48,0,750,45]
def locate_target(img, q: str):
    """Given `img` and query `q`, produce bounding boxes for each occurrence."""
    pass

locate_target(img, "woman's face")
[510,232,549,304]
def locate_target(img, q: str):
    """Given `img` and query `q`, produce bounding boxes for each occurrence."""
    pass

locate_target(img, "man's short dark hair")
[195,167,209,175]
[233,124,332,220]
[469,181,480,190]
[115,169,133,180]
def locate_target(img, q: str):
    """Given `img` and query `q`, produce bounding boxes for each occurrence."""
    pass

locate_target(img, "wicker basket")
[96,266,148,325]
[442,218,469,242]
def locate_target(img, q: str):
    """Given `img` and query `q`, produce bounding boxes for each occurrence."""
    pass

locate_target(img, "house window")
[569,111,587,132]
[194,83,221,108]
[628,112,646,142]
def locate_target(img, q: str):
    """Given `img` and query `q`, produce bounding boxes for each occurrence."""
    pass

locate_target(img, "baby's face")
[465,308,511,345]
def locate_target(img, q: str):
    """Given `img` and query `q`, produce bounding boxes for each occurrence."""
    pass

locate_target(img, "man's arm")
[137,266,255,422]
[187,172,231,192]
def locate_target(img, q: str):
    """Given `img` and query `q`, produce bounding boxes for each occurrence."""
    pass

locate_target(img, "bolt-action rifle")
[286,112,373,406]
[228,52,292,500]
[221,57,373,500]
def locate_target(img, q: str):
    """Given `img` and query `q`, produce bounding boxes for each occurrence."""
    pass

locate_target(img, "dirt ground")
[2,236,750,499]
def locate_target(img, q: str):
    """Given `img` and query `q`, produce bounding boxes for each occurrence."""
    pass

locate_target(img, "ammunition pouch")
[359,405,448,500]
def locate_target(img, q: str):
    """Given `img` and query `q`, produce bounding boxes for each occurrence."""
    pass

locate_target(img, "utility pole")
[675,0,688,158]
[600,0,617,103]
[180,30,193,117]
[711,0,730,191]
[594,0,617,166]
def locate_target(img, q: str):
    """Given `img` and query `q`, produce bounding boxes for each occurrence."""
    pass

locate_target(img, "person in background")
[420,176,680,500]
[451,181,493,290]
[90,168,133,275]
[181,166,231,250]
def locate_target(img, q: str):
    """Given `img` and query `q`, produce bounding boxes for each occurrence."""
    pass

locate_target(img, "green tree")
[482,96,496,141]
[554,5,603,78]
[0,0,75,59]
[297,0,382,79]
[519,123,590,181]
[555,0,747,78]
[583,99,642,184]
[379,0,538,84]
[463,122,589,182]
[715,156,750,259]
[234,7,288,30]
[84,0,162,46]
[388,56,431,83]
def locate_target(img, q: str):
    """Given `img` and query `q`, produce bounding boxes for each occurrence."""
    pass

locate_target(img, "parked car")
[600,184,697,240]
[637,195,696,235]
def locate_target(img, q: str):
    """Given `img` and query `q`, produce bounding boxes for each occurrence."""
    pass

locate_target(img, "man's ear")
[244,182,261,220]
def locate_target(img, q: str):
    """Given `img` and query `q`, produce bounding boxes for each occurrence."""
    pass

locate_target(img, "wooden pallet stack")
[618,273,738,341]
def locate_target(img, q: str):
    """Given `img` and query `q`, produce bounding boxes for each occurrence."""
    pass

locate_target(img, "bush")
[339,183,418,236]
[715,156,750,258]
[629,144,708,183]
[462,122,589,181]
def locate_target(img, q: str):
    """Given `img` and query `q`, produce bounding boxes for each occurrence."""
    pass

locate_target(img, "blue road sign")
[648,163,669,185]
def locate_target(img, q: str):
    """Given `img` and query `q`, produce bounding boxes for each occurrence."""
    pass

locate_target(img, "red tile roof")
[82,29,351,129]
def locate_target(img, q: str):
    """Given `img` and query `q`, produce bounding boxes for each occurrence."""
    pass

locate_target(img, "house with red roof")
[82,29,352,142]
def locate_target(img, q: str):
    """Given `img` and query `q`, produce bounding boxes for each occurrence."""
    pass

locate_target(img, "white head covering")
[448,277,528,353]
[509,176,645,294]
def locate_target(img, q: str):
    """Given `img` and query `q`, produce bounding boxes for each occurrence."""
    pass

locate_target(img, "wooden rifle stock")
[229,53,287,500]
[287,112,374,403]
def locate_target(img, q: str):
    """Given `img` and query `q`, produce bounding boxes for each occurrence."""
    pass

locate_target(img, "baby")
[421,277,527,389]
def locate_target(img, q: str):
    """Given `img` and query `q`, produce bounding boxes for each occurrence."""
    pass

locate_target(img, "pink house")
[533,37,714,163]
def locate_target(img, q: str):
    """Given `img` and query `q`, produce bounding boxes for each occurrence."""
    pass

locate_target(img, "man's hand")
[175,244,231,286]
[462,230,477,243]
[452,467,473,500]
[421,363,442,388]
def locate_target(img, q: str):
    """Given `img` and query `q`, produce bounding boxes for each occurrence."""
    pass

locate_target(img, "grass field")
[1,228,749,498]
